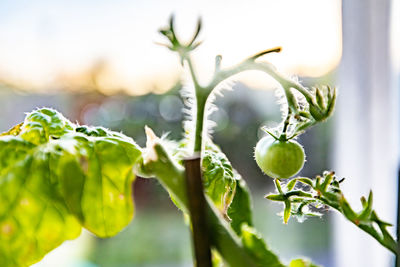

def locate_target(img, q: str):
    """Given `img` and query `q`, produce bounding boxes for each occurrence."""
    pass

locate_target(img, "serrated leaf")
[0,108,142,266]
[202,143,236,214]
[240,224,285,267]
[227,174,253,235]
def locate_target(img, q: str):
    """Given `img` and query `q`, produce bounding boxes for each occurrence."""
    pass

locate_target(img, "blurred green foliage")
[88,210,192,267]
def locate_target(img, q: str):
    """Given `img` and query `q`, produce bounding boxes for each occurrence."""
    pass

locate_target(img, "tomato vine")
[0,15,397,267]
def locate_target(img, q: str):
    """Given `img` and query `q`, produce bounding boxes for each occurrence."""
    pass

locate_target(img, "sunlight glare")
[0,0,342,94]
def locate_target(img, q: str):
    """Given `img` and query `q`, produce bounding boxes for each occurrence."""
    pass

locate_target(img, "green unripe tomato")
[254,135,305,179]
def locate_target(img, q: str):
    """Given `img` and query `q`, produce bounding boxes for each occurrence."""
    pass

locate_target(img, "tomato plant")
[0,16,397,267]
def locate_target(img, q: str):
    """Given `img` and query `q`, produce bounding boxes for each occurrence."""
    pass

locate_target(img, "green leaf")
[227,174,253,235]
[52,129,141,237]
[296,177,314,187]
[358,191,373,220]
[265,194,286,202]
[0,108,142,266]
[340,197,358,222]
[283,200,292,224]
[286,179,297,191]
[211,249,224,267]
[289,258,320,267]
[240,224,285,267]
[274,179,283,194]
[202,142,236,215]
[0,122,23,137]
[0,141,81,266]
[319,173,333,193]
[20,108,75,145]
[315,88,325,110]
[202,142,254,236]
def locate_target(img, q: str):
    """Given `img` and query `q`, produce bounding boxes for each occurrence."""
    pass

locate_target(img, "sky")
[0,0,342,94]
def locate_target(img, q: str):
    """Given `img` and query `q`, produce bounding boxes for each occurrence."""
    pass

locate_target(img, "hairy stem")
[208,60,313,106]
[184,49,321,154]
[189,58,316,154]
[194,93,207,152]
[186,55,201,89]
[184,56,211,153]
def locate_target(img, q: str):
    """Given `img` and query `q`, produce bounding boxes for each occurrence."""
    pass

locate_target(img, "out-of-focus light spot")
[1,222,14,236]
[159,95,183,122]
[99,99,126,127]
[82,103,100,125]
[20,198,30,206]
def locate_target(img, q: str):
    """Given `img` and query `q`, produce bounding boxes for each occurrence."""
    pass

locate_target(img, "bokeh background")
[0,0,399,267]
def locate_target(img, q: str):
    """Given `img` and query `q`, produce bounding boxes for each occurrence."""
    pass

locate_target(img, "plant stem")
[186,51,320,154]
[317,196,398,254]
[208,60,314,106]
[184,155,212,267]
[143,142,259,267]
[182,56,288,266]
[194,93,207,152]
[184,56,211,153]
[183,55,259,265]
[186,55,201,89]
[181,50,323,264]
[280,108,291,138]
